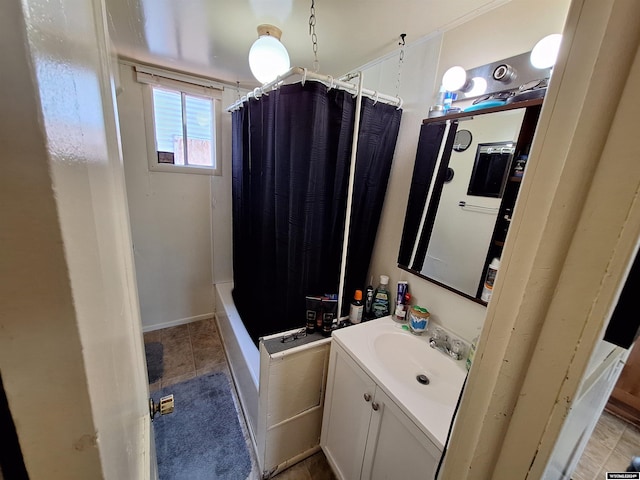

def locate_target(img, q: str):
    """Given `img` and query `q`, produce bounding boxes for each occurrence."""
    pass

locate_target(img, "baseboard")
[142,313,215,333]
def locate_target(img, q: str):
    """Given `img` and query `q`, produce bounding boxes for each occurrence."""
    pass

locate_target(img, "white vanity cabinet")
[321,341,442,480]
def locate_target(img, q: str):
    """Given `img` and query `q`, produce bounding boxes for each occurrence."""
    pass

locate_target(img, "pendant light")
[248,24,291,84]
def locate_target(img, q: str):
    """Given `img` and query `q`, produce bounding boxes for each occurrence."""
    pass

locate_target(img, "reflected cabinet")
[398,99,543,304]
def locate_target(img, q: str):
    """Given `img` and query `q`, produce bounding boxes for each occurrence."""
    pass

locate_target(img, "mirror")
[398,102,542,303]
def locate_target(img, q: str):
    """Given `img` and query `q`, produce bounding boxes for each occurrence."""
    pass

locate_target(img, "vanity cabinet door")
[321,342,443,480]
[321,343,377,480]
[361,387,441,480]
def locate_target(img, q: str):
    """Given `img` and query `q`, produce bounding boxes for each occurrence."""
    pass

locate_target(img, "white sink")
[372,331,464,406]
[332,317,467,449]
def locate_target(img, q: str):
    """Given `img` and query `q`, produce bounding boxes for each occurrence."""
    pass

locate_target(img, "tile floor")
[573,410,640,479]
[143,318,336,480]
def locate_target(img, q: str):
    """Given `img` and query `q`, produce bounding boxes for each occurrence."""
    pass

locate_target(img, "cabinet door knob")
[363,393,372,402]
[371,401,380,411]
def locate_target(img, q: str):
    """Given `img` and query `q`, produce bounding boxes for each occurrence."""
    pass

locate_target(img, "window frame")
[140,72,222,176]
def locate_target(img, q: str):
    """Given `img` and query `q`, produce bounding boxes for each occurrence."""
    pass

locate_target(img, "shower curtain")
[232,81,402,343]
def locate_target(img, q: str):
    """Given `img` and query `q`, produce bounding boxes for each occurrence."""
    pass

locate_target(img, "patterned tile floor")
[573,410,640,479]
[143,318,336,480]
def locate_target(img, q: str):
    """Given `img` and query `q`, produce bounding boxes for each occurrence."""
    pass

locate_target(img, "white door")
[322,345,377,480]
[1,0,157,478]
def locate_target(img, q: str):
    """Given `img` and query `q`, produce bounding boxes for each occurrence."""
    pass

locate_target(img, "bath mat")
[152,372,252,480]
[145,342,164,384]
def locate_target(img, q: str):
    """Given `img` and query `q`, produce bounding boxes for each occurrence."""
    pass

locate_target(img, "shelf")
[509,176,523,183]
[494,240,505,247]
[422,97,544,125]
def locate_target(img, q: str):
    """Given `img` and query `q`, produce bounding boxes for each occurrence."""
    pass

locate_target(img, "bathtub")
[215,282,260,448]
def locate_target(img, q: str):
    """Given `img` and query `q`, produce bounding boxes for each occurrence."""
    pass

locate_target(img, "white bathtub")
[215,282,260,448]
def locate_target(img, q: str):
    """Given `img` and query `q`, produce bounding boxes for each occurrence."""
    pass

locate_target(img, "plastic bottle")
[466,336,479,371]
[349,290,364,324]
[372,275,391,318]
[364,280,375,321]
[394,281,409,322]
[481,258,500,302]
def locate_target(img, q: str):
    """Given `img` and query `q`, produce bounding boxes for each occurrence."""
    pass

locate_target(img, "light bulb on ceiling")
[248,24,291,84]
[530,34,562,69]
[442,66,467,92]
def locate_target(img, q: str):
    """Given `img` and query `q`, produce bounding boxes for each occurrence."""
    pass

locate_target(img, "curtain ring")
[326,75,334,91]
[373,91,379,105]
[253,87,261,99]
[302,68,307,86]
[396,97,404,110]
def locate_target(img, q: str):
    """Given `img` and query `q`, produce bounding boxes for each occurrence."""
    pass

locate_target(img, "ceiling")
[105,0,511,88]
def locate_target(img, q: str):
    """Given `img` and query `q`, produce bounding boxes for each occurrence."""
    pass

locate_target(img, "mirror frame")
[398,98,544,304]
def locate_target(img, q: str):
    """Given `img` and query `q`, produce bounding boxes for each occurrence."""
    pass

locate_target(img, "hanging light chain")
[395,34,406,98]
[309,0,319,72]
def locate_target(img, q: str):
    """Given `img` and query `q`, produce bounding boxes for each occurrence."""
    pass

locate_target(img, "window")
[138,67,222,175]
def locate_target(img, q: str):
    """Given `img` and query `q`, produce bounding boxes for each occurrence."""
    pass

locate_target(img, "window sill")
[149,163,221,176]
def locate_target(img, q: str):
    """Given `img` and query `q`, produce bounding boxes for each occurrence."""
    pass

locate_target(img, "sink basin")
[371,331,463,405]
[332,317,467,449]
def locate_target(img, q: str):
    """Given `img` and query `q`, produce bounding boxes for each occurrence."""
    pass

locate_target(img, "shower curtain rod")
[225,66,403,112]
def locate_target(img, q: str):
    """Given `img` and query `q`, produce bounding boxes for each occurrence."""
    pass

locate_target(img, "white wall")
[116,64,236,330]
[1,0,150,478]
[363,0,570,342]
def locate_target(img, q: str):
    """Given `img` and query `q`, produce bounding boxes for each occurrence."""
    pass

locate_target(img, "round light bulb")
[249,35,290,84]
[464,77,488,98]
[442,66,467,92]
[530,34,562,69]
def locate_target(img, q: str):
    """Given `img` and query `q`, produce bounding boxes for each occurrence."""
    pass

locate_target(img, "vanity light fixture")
[530,33,562,69]
[248,24,291,84]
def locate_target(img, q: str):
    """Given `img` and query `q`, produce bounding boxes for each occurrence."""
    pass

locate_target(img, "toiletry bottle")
[372,275,391,318]
[481,258,500,302]
[364,280,374,321]
[349,290,364,324]
[466,336,479,371]
[394,281,409,322]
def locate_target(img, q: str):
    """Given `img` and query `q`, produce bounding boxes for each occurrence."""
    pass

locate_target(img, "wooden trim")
[397,264,487,306]
[422,98,544,125]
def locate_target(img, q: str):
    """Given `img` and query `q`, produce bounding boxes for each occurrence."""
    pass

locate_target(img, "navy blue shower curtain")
[232,82,401,343]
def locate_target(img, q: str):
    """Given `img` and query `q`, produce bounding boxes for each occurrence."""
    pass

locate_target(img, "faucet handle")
[449,339,466,360]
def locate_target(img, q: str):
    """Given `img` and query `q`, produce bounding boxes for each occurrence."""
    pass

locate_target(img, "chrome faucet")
[429,327,466,361]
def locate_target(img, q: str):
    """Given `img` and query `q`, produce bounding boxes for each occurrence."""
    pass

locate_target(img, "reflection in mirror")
[398,102,542,303]
[452,129,472,152]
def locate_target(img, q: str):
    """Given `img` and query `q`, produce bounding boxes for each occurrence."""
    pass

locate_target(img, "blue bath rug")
[152,372,252,480]
[145,342,164,384]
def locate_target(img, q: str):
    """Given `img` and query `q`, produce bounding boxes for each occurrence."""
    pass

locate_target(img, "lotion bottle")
[481,258,500,302]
